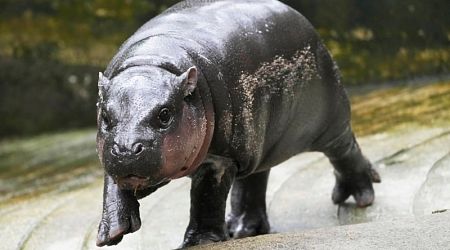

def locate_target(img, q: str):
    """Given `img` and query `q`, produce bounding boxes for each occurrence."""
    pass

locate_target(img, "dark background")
[0,0,448,138]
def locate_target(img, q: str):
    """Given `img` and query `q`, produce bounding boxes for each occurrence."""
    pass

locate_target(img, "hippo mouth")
[116,175,166,191]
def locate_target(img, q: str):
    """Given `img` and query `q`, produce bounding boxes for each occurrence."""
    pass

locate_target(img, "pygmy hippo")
[96,0,381,247]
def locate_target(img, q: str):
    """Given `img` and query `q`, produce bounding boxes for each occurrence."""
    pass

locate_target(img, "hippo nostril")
[111,144,120,156]
[132,143,144,155]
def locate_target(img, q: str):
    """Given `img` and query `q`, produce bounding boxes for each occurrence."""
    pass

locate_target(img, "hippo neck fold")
[169,104,214,179]
[170,62,215,179]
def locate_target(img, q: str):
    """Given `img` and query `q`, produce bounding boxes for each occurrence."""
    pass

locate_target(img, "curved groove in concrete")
[267,156,326,210]
[1,127,450,250]
[413,152,450,216]
[17,195,75,250]
[82,221,98,250]
[268,128,450,233]
[376,130,450,166]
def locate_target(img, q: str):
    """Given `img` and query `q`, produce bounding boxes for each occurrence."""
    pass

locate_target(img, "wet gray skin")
[95,0,380,247]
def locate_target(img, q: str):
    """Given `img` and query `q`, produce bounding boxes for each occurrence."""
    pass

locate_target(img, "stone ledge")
[192,211,450,249]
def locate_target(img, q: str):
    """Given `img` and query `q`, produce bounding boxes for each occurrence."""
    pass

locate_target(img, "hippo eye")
[158,108,173,128]
[101,110,111,128]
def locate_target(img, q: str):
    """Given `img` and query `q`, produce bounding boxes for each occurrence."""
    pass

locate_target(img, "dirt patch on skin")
[233,46,320,152]
[219,110,233,143]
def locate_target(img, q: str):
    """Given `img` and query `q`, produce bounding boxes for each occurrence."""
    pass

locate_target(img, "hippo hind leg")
[227,170,271,238]
[317,125,381,207]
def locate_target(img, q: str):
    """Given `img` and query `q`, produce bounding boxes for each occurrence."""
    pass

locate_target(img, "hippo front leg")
[96,174,141,246]
[227,170,271,238]
[182,156,237,247]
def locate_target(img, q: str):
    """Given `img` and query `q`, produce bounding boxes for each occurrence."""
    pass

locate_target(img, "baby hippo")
[95,0,380,247]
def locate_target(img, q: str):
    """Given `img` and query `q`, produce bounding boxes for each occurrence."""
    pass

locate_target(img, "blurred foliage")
[0,0,449,137]
[285,0,450,84]
[0,58,100,136]
[351,81,450,136]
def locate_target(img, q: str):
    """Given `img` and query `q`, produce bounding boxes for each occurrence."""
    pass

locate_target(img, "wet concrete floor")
[1,82,450,249]
[1,126,449,250]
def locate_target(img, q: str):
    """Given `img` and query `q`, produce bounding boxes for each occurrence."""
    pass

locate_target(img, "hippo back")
[104,0,344,176]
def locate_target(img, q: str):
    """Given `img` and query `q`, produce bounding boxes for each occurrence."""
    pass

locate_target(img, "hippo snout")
[111,142,145,157]
[103,137,163,183]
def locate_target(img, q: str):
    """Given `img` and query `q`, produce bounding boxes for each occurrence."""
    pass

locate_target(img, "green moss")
[0,129,102,202]
[351,81,450,136]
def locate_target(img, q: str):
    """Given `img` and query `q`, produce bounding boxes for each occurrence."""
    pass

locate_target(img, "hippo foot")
[227,209,270,238]
[182,226,228,248]
[332,167,381,207]
[96,195,141,246]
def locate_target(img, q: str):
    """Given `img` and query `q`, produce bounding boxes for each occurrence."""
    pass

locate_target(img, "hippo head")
[96,66,210,191]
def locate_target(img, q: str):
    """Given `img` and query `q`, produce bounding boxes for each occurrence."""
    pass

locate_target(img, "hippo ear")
[180,66,198,97]
[98,72,110,103]
[98,72,110,87]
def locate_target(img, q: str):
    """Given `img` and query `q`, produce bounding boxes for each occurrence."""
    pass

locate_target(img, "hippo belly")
[96,0,380,247]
